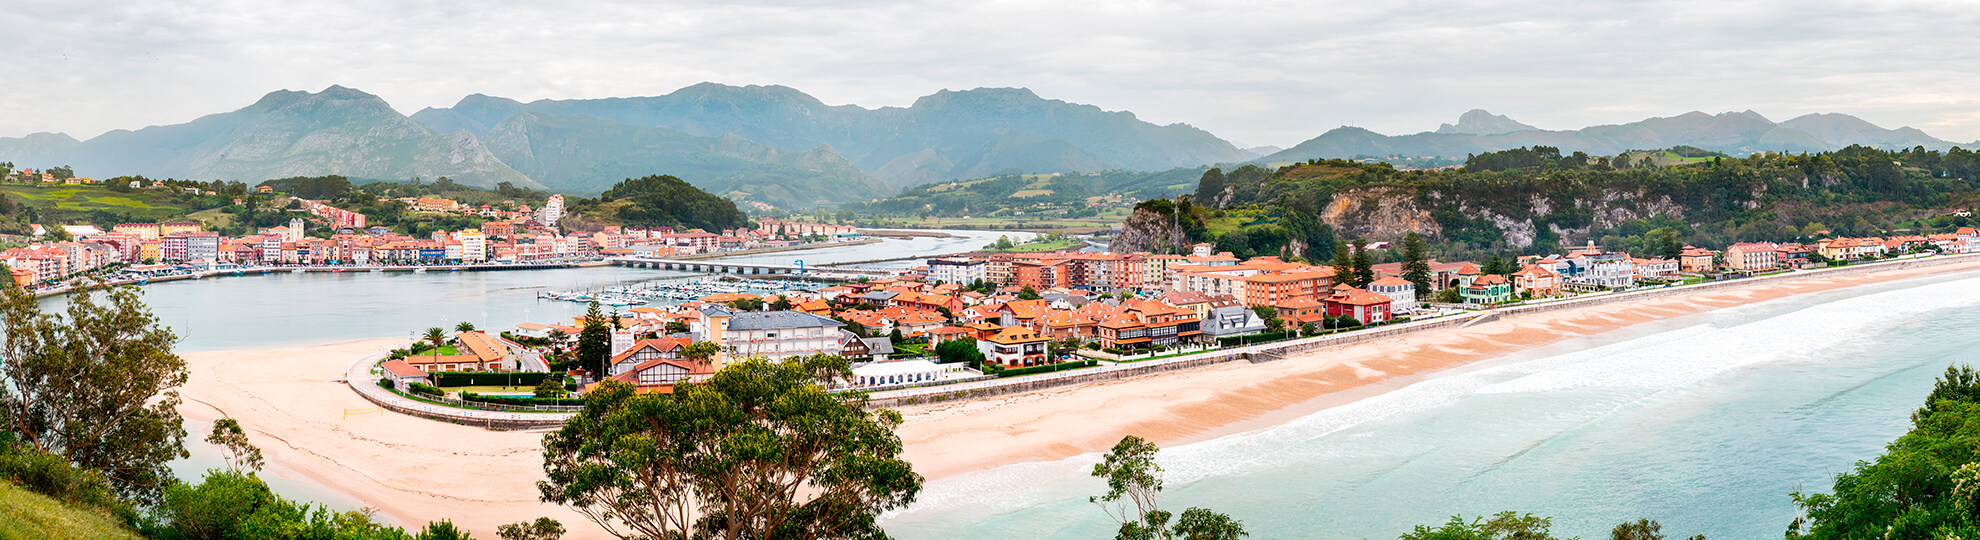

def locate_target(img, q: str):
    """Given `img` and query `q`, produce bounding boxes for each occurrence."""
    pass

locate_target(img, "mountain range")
[0,85,1971,209]
[1264,109,1967,164]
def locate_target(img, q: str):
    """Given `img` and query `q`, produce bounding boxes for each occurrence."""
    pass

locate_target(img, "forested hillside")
[565,175,751,232]
[1121,145,1980,262]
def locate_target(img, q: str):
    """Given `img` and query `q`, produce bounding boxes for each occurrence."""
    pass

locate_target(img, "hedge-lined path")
[343,341,576,430]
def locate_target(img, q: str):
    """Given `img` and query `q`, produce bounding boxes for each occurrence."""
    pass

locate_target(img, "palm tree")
[424,327,447,364]
[455,321,476,333]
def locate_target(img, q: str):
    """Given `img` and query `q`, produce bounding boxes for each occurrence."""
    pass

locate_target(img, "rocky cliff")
[1110,206,1191,254]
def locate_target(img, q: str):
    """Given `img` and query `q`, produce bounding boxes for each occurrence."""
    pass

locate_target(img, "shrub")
[430,371,556,387]
[461,393,585,407]
[996,360,1098,378]
[378,379,395,390]
[0,440,121,513]
[408,382,444,398]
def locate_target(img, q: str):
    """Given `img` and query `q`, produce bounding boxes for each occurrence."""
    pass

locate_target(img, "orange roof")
[1369,276,1413,286]
[1001,299,1050,319]
[985,325,1046,344]
[1328,287,1393,306]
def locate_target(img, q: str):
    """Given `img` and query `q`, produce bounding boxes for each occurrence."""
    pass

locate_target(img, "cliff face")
[1110,206,1189,254]
[1320,186,1440,240]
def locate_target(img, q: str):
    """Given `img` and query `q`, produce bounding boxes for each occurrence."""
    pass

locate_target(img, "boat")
[292,268,305,274]
[414,268,427,273]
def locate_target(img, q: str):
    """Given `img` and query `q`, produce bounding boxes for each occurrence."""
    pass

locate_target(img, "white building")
[458,230,487,262]
[849,359,967,389]
[926,257,986,284]
[538,195,566,228]
[700,307,845,363]
[1578,253,1637,289]
[1367,276,1417,313]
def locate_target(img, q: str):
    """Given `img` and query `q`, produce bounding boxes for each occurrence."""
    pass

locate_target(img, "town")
[363,227,1980,422]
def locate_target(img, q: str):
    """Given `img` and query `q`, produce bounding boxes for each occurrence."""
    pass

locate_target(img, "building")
[1092,299,1202,350]
[380,360,429,387]
[1366,276,1417,313]
[1509,265,1561,297]
[977,325,1050,367]
[1462,274,1513,304]
[850,359,959,389]
[927,257,986,285]
[700,307,845,362]
[458,229,487,262]
[539,195,565,227]
[1679,246,1715,273]
[1324,287,1394,324]
[1724,242,1780,272]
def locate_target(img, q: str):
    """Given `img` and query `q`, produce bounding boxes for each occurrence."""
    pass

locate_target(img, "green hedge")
[461,393,585,407]
[996,359,1097,378]
[1218,332,1289,347]
[431,371,556,387]
[408,382,444,397]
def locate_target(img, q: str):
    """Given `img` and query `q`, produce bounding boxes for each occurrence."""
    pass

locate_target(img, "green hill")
[0,481,144,540]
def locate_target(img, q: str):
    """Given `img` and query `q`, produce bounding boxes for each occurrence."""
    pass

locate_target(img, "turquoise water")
[881,270,1980,539]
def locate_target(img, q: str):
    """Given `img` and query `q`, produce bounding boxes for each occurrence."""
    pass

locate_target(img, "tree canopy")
[598,174,750,232]
[539,354,922,540]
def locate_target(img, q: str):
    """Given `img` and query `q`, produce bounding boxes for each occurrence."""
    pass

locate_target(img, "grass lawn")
[0,185,186,221]
[0,481,145,540]
[440,385,542,394]
[983,237,1087,253]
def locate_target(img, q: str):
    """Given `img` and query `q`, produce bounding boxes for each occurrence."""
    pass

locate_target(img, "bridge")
[604,257,899,278]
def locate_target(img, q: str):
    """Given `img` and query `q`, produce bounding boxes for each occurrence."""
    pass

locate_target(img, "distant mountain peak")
[1435,109,1540,136]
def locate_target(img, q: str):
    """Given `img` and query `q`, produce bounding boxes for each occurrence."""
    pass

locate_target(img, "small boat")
[292,268,305,274]
[413,268,428,273]
[370,268,383,273]
[333,268,345,273]
[449,268,461,272]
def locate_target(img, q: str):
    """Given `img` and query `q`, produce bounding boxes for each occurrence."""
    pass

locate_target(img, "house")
[1633,258,1680,279]
[1274,297,1328,326]
[1200,304,1266,337]
[977,325,1050,367]
[1092,299,1202,350]
[1366,276,1417,313]
[1679,246,1715,273]
[925,325,975,344]
[1509,265,1561,297]
[606,338,688,377]
[400,353,498,373]
[380,360,429,387]
[700,307,845,363]
[1462,274,1513,305]
[1323,287,1394,324]
[598,357,714,393]
[1724,242,1780,272]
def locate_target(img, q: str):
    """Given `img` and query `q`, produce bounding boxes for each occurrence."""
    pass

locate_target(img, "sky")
[3,0,1979,147]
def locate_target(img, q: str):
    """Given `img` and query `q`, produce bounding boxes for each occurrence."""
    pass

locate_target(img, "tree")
[727,297,765,312]
[424,327,448,365]
[665,321,690,334]
[1330,243,1353,285]
[1019,285,1041,300]
[539,355,922,540]
[576,301,612,379]
[888,328,904,344]
[1350,240,1374,288]
[681,341,722,365]
[1650,228,1684,260]
[0,281,188,504]
[419,519,474,540]
[499,518,566,540]
[533,378,566,399]
[1401,232,1433,294]
[1610,518,1702,540]
[205,418,264,473]
[1398,512,1566,540]
[934,338,985,369]
[1089,435,1247,540]
[1194,168,1227,207]
[456,321,477,333]
[1791,364,1980,539]
[1250,305,1282,333]
[770,295,794,311]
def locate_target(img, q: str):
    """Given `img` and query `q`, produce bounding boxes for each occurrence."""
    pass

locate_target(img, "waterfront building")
[927,257,986,285]
[1462,274,1513,304]
[699,307,845,363]
[977,325,1049,367]
[538,194,565,227]
[1324,286,1394,324]
[1724,242,1781,272]
[1367,276,1419,312]
[1510,265,1561,297]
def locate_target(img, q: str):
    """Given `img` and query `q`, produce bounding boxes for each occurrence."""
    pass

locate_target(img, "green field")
[0,481,144,540]
[0,185,190,222]
[980,236,1088,253]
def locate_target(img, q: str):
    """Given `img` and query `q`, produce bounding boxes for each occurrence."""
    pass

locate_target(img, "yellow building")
[138,240,163,262]
[458,229,486,262]
[114,223,162,240]
[159,221,202,236]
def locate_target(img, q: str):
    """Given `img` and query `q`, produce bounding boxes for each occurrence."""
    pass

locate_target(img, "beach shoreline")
[174,258,1980,538]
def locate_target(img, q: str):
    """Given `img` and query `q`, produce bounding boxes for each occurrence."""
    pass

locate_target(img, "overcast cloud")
[3,0,1978,147]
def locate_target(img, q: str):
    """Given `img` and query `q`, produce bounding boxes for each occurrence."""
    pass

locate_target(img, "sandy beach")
[176,259,1980,538]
